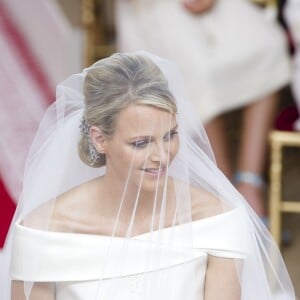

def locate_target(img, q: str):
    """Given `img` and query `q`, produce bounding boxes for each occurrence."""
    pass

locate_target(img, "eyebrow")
[128,124,178,141]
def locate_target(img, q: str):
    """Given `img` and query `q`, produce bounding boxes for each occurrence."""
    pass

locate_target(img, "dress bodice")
[11,208,249,300]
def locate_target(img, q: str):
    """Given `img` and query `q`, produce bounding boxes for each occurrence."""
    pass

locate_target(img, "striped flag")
[0,2,53,247]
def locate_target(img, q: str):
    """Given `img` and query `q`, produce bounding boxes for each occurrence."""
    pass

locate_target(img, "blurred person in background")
[115,0,291,219]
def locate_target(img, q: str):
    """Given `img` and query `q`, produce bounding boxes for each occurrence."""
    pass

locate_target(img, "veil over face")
[93,104,179,195]
[0,52,295,300]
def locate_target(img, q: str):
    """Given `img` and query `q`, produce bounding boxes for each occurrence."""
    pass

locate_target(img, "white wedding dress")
[11,208,248,299]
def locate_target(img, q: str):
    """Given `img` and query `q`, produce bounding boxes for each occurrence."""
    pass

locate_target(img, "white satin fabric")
[11,208,248,299]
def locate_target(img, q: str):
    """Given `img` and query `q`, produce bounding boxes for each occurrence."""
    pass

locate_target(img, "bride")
[1,52,295,299]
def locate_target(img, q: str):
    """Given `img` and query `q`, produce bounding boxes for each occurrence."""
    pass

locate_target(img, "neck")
[100,170,177,235]
[102,171,168,215]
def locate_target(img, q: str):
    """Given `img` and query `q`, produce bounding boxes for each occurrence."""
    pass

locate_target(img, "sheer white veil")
[0,51,295,299]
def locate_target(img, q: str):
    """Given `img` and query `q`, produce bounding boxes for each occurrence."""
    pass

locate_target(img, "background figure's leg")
[236,93,279,217]
[205,115,232,179]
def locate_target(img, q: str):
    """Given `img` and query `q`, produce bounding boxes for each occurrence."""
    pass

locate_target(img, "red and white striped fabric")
[0,2,53,248]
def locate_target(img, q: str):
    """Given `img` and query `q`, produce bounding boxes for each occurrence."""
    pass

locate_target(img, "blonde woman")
[1,53,294,299]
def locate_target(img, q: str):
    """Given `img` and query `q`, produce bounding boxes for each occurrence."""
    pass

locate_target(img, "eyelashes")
[131,130,178,149]
[165,130,178,141]
[132,139,151,149]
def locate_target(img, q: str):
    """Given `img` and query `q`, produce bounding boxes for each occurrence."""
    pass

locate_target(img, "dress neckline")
[15,207,243,239]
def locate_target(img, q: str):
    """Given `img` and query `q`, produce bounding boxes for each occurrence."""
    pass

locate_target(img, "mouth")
[141,166,166,177]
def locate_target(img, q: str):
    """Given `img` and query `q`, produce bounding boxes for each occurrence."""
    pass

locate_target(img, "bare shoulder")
[23,177,104,233]
[190,185,225,220]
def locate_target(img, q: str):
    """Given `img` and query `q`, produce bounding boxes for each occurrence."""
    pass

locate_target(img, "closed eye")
[131,138,151,149]
[129,125,178,148]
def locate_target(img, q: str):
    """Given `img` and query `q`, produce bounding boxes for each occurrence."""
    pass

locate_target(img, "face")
[93,104,179,193]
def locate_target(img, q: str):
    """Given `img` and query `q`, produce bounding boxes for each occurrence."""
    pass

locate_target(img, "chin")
[139,175,168,194]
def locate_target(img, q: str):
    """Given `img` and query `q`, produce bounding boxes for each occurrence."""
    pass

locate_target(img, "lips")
[141,166,166,176]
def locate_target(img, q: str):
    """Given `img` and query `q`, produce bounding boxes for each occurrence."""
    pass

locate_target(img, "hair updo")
[78,53,177,168]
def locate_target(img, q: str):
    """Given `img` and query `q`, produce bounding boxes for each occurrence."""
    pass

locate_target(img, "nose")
[149,142,168,165]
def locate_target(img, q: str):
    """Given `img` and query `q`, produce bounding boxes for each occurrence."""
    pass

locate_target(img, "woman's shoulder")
[189,185,226,221]
[23,177,106,233]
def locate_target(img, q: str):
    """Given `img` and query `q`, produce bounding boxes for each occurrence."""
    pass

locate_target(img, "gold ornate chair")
[269,130,300,245]
[251,0,276,6]
[81,0,115,67]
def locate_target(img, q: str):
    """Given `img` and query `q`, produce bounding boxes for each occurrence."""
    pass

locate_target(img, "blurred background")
[0,0,299,296]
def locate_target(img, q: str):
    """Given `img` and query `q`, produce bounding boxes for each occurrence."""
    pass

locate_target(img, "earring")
[88,140,102,166]
[80,117,105,166]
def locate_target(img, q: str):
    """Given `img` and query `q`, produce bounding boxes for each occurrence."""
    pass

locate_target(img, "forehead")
[115,105,176,137]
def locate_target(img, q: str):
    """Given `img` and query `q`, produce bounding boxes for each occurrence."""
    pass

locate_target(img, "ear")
[89,126,107,154]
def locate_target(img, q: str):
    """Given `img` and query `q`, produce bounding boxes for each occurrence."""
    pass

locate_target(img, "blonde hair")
[78,53,177,168]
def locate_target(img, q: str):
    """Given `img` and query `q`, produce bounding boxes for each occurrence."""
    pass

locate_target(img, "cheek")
[119,146,148,169]
[106,142,134,166]
[132,149,149,166]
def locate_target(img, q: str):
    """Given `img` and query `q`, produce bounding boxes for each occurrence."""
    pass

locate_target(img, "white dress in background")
[11,208,248,299]
[115,0,291,122]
